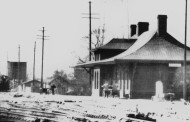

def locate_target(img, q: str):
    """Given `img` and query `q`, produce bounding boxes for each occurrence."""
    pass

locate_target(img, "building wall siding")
[130,63,190,99]
[92,62,190,99]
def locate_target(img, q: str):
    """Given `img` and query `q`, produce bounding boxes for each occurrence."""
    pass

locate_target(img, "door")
[119,71,124,98]
[92,68,100,97]
[125,79,131,96]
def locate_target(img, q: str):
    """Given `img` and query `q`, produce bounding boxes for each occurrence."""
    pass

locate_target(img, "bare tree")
[92,25,105,48]
[83,25,106,49]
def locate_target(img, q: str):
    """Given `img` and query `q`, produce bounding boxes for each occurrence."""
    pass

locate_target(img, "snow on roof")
[114,30,156,59]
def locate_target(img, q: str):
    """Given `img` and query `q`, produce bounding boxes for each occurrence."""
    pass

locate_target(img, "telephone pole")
[18,45,20,85]
[37,27,45,89]
[41,27,45,89]
[37,27,48,89]
[82,1,99,61]
[89,1,92,61]
[33,41,36,88]
[183,0,188,100]
[82,1,99,86]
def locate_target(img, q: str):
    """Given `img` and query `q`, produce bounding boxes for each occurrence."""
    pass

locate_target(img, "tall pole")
[82,1,99,60]
[183,0,188,100]
[6,52,8,76]
[82,1,99,85]
[18,45,20,85]
[41,27,45,89]
[89,1,92,86]
[33,41,36,86]
[89,1,92,61]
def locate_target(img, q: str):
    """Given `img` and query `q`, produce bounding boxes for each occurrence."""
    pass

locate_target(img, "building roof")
[118,33,190,62]
[75,30,190,68]
[76,38,136,65]
[22,80,40,84]
[92,38,136,51]
[7,61,27,63]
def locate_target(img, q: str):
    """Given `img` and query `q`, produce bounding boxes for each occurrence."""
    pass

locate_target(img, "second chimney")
[137,22,149,36]
[130,25,137,37]
[157,15,167,36]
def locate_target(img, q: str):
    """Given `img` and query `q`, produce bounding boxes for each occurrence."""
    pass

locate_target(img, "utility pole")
[6,52,9,76]
[89,1,92,61]
[33,41,36,90]
[41,27,45,89]
[38,27,48,89]
[82,1,99,85]
[183,0,188,100]
[18,45,20,86]
[82,1,99,61]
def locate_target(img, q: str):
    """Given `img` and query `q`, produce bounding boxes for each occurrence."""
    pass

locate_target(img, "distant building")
[7,61,27,88]
[22,80,41,93]
[76,15,190,99]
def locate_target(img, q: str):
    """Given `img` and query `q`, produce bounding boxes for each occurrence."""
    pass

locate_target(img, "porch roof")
[75,59,115,68]
[75,30,190,68]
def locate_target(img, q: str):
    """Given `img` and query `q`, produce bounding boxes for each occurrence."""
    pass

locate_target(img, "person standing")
[102,82,110,98]
[112,84,119,98]
[51,84,56,95]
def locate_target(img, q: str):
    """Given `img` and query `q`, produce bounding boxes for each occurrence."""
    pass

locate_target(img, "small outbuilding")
[22,80,41,93]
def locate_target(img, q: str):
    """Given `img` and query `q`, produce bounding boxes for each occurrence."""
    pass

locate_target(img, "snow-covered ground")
[0,92,190,122]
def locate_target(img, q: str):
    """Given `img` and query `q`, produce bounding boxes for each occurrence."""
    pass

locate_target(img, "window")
[95,54,101,61]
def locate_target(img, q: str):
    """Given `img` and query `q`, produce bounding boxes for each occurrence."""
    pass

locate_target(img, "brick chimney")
[130,24,137,37]
[137,22,149,36]
[157,15,167,36]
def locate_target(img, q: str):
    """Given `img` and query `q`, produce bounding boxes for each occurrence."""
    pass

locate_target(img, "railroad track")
[0,102,74,122]
[0,100,157,122]
[0,101,114,122]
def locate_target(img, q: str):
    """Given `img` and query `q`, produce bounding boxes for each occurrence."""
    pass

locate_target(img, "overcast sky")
[0,0,189,80]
